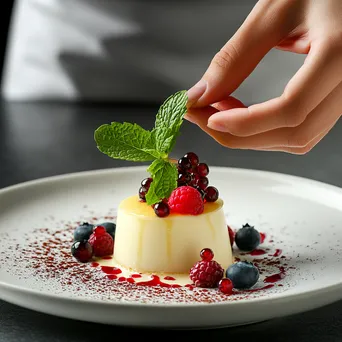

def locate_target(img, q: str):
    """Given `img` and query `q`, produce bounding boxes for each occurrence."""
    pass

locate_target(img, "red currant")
[200,248,214,261]
[183,152,199,167]
[197,163,209,177]
[178,157,191,170]
[205,186,219,202]
[178,172,191,185]
[193,186,206,199]
[196,176,209,190]
[154,201,170,217]
[218,278,234,295]
[190,173,200,186]
[139,186,147,201]
[141,177,153,189]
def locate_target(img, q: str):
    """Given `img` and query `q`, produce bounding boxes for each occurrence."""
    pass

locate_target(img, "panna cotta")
[114,195,233,274]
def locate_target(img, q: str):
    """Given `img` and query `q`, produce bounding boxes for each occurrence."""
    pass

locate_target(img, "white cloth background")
[1,0,306,103]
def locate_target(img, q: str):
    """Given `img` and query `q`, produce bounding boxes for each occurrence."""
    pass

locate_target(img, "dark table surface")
[1,100,342,341]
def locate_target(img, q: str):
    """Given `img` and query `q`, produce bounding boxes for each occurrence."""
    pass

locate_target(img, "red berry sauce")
[0,210,298,304]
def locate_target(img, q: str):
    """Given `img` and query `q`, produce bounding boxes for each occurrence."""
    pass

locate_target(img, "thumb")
[187,0,296,108]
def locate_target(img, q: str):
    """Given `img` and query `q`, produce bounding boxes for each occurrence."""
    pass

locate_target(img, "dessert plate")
[1,166,342,329]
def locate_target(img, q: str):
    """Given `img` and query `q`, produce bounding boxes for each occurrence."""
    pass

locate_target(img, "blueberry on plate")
[73,222,94,242]
[98,222,116,239]
[226,261,259,289]
[235,223,260,251]
[71,240,93,263]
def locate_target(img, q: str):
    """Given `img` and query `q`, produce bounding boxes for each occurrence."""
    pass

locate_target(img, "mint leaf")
[153,90,188,154]
[94,122,161,162]
[145,159,178,205]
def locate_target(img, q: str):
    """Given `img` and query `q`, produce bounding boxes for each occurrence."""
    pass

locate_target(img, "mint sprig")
[94,122,161,162]
[94,90,188,205]
[145,159,178,205]
[153,90,188,155]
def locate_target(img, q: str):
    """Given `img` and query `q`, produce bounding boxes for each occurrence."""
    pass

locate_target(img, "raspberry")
[88,226,114,257]
[168,186,204,215]
[189,248,224,288]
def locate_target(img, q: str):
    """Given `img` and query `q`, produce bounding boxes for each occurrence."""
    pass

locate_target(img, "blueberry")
[98,222,116,239]
[73,222,94,242]
[71,240,93,263]
[226,261,259,289]
[235,223,260,251]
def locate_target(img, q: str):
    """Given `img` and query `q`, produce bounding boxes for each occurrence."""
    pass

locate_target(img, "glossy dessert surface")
[114,195,233,274]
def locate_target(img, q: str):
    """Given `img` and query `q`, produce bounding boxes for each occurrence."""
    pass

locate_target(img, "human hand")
[185,0,342,154]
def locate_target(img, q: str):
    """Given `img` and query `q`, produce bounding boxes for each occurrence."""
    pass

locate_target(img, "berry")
[178,172,191,186]
[194,186,206,200]
[235,223,260,251]
[226,261,259,289]
[218,278,234,295]
[200,248,214,261]
[178,157,191,170]
[183,152,199,167]
[168,186,204,215]
[71,240,93,263]
[190,173,200,186]
[98,221,116,239]
[205,186,219,202]
[88,226,114,257]
[196,176,209,190]
[73,222,94,242]
[228,225,235,247]
[139,186,147,201]
[154,201,170,218]
[190,249,224,288]
[141,177,153,189]
[197,163,209,177]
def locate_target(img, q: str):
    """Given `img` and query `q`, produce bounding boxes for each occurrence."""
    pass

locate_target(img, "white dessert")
[114,195,233,274]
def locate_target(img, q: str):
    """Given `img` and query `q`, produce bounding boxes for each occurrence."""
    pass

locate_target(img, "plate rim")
[1,165,342,309]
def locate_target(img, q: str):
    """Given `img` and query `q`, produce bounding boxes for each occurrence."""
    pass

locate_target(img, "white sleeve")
[1,0,304,103]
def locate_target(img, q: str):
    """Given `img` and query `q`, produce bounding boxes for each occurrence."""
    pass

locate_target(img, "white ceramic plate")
[1,166,342,329]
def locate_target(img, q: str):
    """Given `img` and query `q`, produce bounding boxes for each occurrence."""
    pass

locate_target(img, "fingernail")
[187,80,207,107]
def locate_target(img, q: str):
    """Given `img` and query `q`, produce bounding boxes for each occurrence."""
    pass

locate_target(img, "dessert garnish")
[218,278,234,295]
[71,221,116,263]
[234,223,261,252]
[71,240,93,263]
[94,90,188,207]
[73,222,95,242]
[168,185,204,215]
[226,261,260,290]
[94,90,219,216]
[88,226,114,257]
[189,248,224,288]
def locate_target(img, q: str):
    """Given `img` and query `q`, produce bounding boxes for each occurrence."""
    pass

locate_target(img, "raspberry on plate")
[190,248,224,288]
[168,186,204,215]
[88,226,114,257]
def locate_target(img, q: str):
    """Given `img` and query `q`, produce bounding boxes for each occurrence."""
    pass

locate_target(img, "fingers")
[186,82,342,154]
[187,0,300,108]
[259,124,336,155]
[207,40,342,136]
[185,96,243,125]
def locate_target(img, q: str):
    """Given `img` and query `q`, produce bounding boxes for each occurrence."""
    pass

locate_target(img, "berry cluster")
[190,223,262,294]
[138,152,219,217]
[177,152,218,202]
[71,221,116,263]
